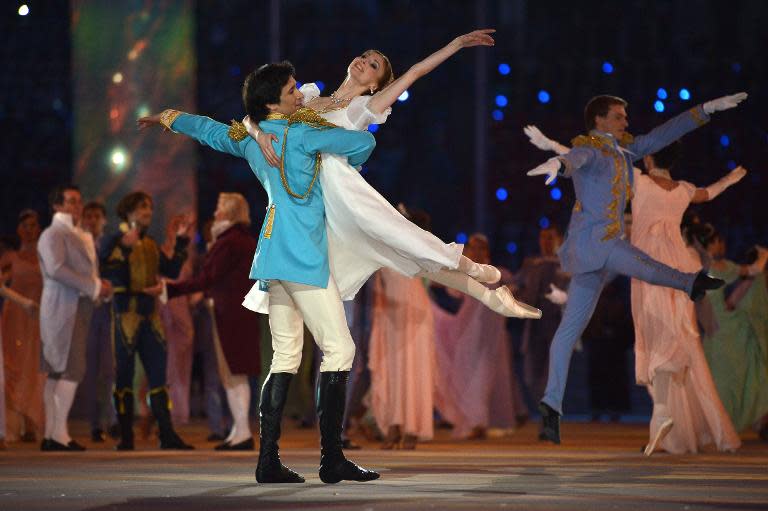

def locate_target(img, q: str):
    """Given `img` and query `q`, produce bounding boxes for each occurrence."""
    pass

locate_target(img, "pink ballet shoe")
[469,264,502,284]
[644,417,674,456]
[492,287,542,319]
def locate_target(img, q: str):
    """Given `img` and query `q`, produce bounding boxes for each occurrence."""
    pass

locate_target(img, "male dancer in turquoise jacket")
[140,61,378,484]
[526,92,747,444]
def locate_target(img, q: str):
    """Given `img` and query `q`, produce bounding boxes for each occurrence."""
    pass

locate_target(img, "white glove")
[544,283,568,305]
[526,157,561,185]
[705,166,747,199]
[524,125,570,155]
[703,92,748,114]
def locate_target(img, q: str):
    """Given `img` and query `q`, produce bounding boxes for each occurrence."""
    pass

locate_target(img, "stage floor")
[1,420,766,510]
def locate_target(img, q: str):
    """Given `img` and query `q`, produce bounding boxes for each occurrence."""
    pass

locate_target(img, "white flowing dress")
[243,83,463,313]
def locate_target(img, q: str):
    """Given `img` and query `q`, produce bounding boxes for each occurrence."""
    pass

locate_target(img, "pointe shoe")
[469,263,502,284]
[644,417,673,456]
[491,287,542,319]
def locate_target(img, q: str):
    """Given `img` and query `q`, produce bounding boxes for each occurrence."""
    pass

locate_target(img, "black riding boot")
[149,388,194,450]
[317,371,379,484]
[538,402,561,444]
[255,373,304,483]
[113,389,134,451]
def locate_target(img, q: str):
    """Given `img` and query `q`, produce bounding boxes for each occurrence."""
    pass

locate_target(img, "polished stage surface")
[1,420,766,510]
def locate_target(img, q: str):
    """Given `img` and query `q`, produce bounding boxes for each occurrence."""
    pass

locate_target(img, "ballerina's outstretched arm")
[366,29,495,114]
[690,165,747,203]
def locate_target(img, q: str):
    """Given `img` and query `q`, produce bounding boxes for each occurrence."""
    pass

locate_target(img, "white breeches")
[267,277,355,374]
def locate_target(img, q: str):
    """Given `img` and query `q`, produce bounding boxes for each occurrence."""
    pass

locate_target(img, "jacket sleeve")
[159,236,190,279]
[627,105,710,161]
[166,240,235,298]
[301,127,376,167]
[38,231,98,297]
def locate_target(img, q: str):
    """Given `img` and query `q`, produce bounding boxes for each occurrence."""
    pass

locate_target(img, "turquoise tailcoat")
[171,113,376,288]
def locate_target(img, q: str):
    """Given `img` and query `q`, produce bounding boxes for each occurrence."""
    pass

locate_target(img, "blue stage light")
[398,90,409,102]
[679,88,691,100]
[315,81,325,92]
[496,187,508,201]
[492,109,504,121]
[368,124,379,133]
[657,88,668,100]
[539,216,550,229]
[295,81,302,89]
[727,160,737,170]
[495,94,508,107]
[229,66,241,77]
[720,134,730,147]
[654,100,665,112]
[537,90,550,104]
[550,187,562,200]
[506,242,518,254]
[602,61,614,74]
[498,63,511,75]
[456,232,468,244]
[731,62,741,73]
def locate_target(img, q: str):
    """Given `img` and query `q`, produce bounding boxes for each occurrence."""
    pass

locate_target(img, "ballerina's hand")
[726,165,747,184]
[454,28,495,48]
[244,116,280,167]
[137,114,165,131]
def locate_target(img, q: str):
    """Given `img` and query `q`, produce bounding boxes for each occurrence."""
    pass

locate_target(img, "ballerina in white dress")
[242,29,541,320]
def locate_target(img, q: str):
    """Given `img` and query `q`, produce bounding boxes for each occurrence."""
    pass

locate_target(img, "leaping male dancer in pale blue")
[139,61,380,484]
[525,91,748,444]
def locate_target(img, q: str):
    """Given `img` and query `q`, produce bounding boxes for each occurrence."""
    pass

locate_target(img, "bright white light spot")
[110,148,129,173]
[398,90,409,102]
[18,4,29,16]
[112,72,124,84]
[136,105,150,118]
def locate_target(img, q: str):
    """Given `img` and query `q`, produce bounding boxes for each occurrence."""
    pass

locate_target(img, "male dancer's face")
[595,104,629,139]
[55,189,84,225]
[267,76,305,116]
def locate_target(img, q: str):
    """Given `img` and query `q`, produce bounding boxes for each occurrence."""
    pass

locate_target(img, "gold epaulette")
[228,120,249,142]
[571,134,604,149]
[618,132,635,147]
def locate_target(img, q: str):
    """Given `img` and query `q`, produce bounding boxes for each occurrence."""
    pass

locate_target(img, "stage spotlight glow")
[495,94,508,107]
[727,160,737,170]
[315,81,325,92]
[539,216,550,229]
[537,90,550,104]
[398,90,409,102]
[602,61,613,74]
[109,148,129,173]
[492,109,504,121]
[657,88,668,100]
[550,187,562,200]
[112,72,124,84]
[654,100,665,112]
[506,242,518,254]
[679,88,691,100]
[368,124,379,133]
[498,63,511,75]
[720,134,730,147]
[296,82,303,89]
[136,104,150,118]
[456,232,468,244]
[732,62,742,73]
[496,187,508,201]
[229,66,241,77]
[18,4,29,15]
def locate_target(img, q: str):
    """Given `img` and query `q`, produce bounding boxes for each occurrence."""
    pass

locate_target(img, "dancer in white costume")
[243,29,541,320]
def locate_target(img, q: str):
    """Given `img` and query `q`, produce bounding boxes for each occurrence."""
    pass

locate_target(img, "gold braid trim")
[689,106,709,127]
[160,109,183,131]
[113,387,134,414]
[265,108,339,200]
[149,386,173,410]
[228,120,248,141]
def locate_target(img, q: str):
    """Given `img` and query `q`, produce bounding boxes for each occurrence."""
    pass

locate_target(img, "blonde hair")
[218,193,251,226]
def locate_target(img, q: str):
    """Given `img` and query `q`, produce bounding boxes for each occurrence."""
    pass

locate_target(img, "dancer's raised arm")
[367,29,495,114]
[690,166,747,203]
[368,28,496,113]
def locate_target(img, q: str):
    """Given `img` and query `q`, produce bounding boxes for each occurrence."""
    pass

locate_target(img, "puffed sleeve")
[345,96,391,130]
[300,83,322,104]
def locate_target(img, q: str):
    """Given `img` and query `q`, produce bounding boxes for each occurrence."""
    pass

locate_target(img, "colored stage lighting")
[539,216,550,229]
[368,124,379,133]
[492,109,504,121]
[498,63,511,75]
[496,188,508,201]
[679,88,691,100]
[456,232,468,244]
[18,4,29,16]
[398,90,409,102]
[506,242,518,254]
[602,61,614,74]
[537,90,550,104]
[656,88,668,100]
[495,95,508,107]
[550,187,562,200]
[654,100,665,112]
[720,135,730,147]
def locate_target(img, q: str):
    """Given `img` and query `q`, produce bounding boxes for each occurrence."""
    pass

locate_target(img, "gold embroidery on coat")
[228,120,248,141]
[264,205,276,239]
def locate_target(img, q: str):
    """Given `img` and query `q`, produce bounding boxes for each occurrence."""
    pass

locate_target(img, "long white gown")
[243,83,463,313]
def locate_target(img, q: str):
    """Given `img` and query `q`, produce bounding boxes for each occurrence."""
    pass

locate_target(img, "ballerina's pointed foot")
[492,287,542,319]
[470,264,502,284]
[644,417,674,457]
